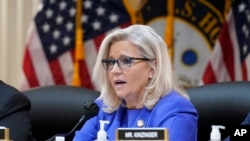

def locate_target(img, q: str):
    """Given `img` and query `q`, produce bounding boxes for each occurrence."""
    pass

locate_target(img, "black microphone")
[45,102,99,141]
[85,102,99,117]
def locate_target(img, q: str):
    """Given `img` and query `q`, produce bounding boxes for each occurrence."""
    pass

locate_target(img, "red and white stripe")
[202,10,250,84]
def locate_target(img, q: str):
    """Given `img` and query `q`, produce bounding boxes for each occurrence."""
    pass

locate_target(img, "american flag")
[20,0,132,90]
[202,0,250,84]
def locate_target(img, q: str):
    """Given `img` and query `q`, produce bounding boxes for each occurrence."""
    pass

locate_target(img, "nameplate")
[229,125,250,141]
[116,128,168,141]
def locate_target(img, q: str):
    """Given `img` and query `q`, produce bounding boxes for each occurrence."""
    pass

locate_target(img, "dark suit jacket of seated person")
[73,25,198,141]
[0,80,35,141]
[242,113,250,125]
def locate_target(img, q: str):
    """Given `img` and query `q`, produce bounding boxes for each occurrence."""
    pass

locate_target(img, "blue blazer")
[73,91,198,141]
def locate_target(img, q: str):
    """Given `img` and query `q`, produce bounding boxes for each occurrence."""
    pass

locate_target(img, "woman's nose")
[110,63,121,73]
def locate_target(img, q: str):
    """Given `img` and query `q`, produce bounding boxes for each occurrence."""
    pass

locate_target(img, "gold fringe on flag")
[72,0,84,86]
[224,0,232,20]
[123,0,138,24]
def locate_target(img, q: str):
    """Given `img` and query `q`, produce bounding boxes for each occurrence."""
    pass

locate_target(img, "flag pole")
[165,0,174,63]
[72,0,84,86]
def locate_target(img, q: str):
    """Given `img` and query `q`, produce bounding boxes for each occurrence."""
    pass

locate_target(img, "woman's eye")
[108,60,115,65]
[121,58,131,64]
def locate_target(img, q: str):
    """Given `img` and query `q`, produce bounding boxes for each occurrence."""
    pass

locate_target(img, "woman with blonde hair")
[74,24,198,141]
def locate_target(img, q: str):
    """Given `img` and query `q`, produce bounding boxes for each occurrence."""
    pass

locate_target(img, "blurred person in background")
[0,80,35,141]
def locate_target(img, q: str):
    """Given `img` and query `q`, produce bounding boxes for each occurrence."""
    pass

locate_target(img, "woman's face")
[107,40,153,107]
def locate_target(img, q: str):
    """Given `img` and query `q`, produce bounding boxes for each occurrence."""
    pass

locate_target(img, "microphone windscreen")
[84,103,99,117]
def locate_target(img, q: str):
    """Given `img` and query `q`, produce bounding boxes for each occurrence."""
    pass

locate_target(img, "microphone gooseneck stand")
[45,102,99,141]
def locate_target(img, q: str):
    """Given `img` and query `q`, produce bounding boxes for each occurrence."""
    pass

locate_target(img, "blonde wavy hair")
[92,24,188,113]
